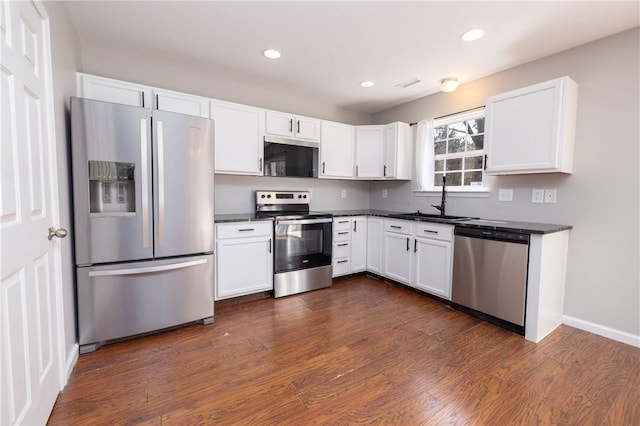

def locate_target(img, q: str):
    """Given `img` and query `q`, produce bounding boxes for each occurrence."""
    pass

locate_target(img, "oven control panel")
[256,190,310,206]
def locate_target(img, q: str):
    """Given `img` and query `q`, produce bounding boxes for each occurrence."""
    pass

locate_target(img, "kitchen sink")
[388,212,478,222]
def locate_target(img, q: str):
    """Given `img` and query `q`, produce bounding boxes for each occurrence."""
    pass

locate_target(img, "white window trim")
[414,107,490,197]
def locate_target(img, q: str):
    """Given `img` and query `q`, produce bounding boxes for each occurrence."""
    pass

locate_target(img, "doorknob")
[48,227,68,240]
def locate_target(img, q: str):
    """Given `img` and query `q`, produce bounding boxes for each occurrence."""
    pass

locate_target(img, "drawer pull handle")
[337,243,349,247]
[423,230,438,234]
[338,231,349,235]
[338,220,349,224]
[238,228,255,232]
[390,225,402,229]
[337,260,348,264]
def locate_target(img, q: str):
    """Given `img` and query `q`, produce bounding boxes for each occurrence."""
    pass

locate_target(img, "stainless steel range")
[256,191,332,297]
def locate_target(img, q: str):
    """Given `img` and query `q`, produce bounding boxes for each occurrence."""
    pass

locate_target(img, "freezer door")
[152,110,214,258]
[77,254,214,350]
[71,97,154,265]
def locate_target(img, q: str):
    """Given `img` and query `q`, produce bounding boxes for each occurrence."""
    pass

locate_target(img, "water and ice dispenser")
[88,161,135,215]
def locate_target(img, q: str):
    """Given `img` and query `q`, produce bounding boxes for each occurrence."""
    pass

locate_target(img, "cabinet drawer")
[333,218,351,231]
[415,222,453,242]
[334,229,351,242]
[333,258,351,276]
[216,222,272,239]
[333,241,351,258]
[384,219,413,235]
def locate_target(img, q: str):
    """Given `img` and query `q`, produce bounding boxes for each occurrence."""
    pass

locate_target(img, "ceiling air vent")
[395,78,421,89]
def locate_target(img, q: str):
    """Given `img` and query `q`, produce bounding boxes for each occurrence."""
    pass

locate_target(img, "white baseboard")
[562,315,640,348]
[65,343,79,384]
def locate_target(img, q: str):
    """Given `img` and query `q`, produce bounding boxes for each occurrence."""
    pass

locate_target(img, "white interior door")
[1,1,65,424]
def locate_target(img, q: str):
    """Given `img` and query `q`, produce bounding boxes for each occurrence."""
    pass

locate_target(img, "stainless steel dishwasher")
[451,226,529,335]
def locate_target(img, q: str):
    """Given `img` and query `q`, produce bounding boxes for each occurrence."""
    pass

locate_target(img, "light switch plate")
[544,189,557,203]
[382,189,388,199]
[532,189,545,204]
[341,189,347,198]
[498,189,513,202]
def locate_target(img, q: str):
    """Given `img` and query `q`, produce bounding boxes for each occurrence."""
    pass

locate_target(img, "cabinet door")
[211,100,264,175]
[414,238,452,299]
[77,73,150,107]
[295,116,320,141]
[355,126,384,178]
[350,217,368,272]
[320,121,354,178]
[367,218,383,274]
[485,77,578,174]
[383,122,412,180]
[383,232,412,285]
[153,89,210,118]
[383,123,398,178]
[265,110,295,138]
[216,236,273,300]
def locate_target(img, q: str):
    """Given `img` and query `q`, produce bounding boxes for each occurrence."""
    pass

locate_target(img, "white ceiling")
[63,1,639,114]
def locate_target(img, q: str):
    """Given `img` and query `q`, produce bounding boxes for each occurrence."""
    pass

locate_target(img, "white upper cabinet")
[153,88,210,118]
[319,120,354,178]
[485,76,578,174]
[211,100,265,175]
[77,73,151,107]
[383,122,412,180]
[265,110,320,141]
[355,125,384,178]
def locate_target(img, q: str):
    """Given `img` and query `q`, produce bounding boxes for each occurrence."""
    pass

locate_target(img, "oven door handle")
[276,218,333,225]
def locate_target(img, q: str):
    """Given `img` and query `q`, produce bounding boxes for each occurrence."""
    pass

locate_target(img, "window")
[433,110,485,189]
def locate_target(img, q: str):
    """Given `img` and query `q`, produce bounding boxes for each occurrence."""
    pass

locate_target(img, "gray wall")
[215,175,370,214]
[45,2,82,367]
[371,28,640,339]
[79,43,370,126]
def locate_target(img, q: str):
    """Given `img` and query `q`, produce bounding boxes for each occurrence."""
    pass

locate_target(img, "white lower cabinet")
[215,222,273,300]
[413,224,453,299]
[383,220,414,285]
[366,217,383,274]
[332,216,367,277]
[382,219,454,299]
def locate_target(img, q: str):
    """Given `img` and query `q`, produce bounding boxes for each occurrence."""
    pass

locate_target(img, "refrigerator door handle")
[157,120,166,247]
[88,258,208,277]
[140,118,150,248]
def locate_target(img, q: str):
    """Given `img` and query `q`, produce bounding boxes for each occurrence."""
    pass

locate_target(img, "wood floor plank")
[48,275,640,425]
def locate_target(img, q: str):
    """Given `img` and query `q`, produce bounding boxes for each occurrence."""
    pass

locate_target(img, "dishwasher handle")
[454,226,529,244]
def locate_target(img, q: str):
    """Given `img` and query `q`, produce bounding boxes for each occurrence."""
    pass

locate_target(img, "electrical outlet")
[544,189,557,204]
[341,189,347,198]
[531,189,544,204]
[498,189,513,202]
[382,189,388,199]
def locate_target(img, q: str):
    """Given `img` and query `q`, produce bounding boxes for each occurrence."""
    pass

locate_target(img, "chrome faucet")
[431,175,446,216]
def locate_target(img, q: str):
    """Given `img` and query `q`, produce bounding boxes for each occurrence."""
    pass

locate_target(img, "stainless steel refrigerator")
[70,97,214,353]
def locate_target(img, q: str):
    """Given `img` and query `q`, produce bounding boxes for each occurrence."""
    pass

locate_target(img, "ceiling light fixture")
[460,29,485,42]
[262,49,281,59]
[440,77,459,93]
[360,81,375,88]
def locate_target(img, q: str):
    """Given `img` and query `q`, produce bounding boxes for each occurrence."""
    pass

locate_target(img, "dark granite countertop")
[214,213,273,223]
[216,210,571,235]
[328,209,571,234]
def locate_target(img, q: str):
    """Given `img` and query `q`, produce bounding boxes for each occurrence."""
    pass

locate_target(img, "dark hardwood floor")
[49,275,640,425]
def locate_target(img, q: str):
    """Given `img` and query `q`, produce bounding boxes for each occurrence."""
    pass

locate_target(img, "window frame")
[414,108,490,197]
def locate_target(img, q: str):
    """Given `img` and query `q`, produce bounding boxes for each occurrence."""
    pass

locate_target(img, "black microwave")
[263,136,318,178]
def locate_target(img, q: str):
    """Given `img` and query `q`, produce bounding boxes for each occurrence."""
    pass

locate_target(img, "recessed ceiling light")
[440,77,459,93]
[262,49,281,59]
[360,81,375,88]
[460,29,485,42]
